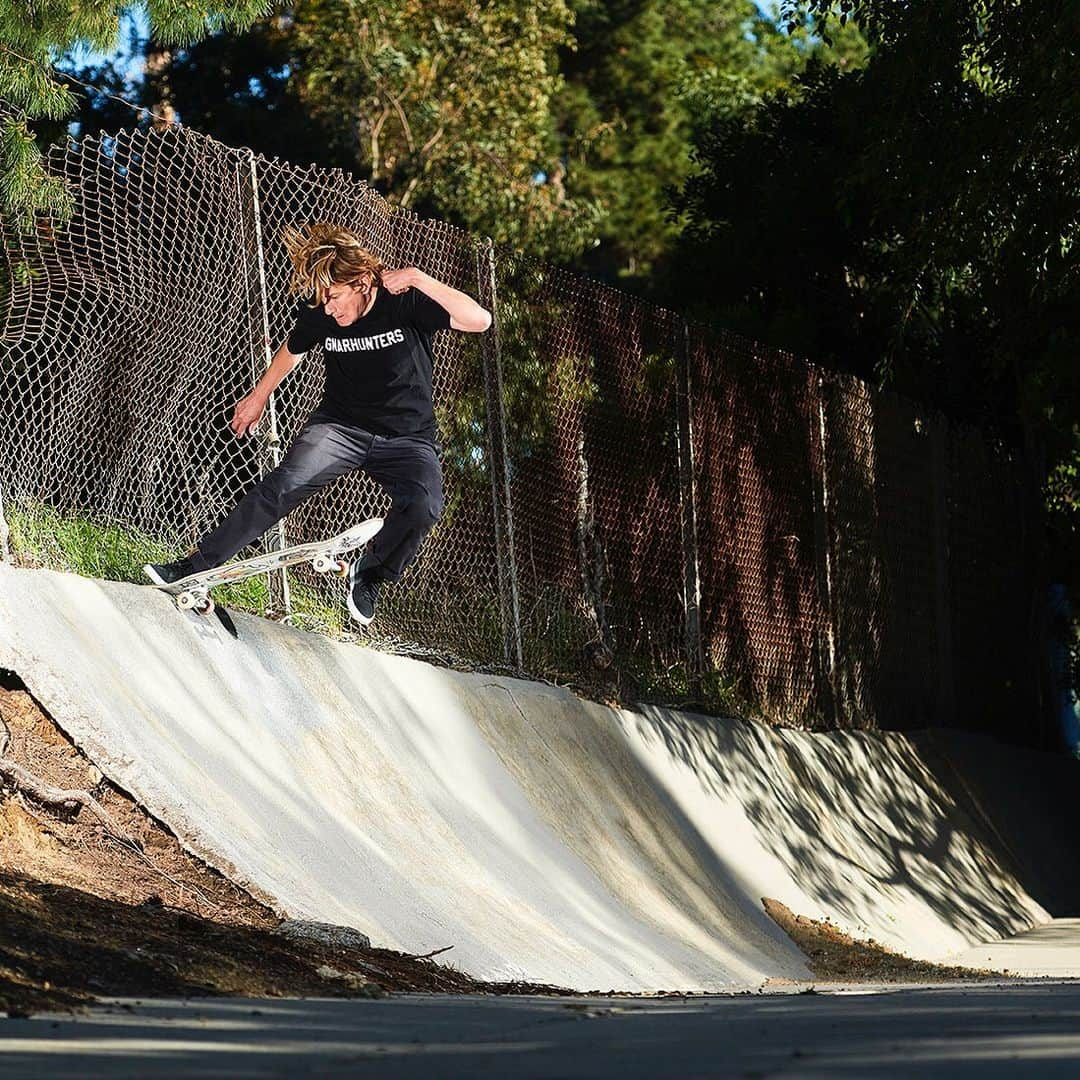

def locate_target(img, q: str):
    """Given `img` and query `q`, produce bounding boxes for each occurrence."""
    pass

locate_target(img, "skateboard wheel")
[335,559,350,579]
[312,554,334,574]
[195,597,215,617]
[177,591,198,611]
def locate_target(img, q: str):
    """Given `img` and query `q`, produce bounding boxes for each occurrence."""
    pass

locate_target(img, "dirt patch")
[0,870,572,1018]
[0,679,569,1016]
[0,682,274,924]
[762,897,1009,983]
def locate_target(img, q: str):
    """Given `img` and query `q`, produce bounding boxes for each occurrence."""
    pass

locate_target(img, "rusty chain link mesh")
[0,123,1044,740]
[820,375,949,730]
[490,250,687,687]
[1,128,263,541]
[688,325,829,727]
[817,371,881,729]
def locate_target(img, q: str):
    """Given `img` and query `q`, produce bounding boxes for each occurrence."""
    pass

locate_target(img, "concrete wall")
[0,565,1052,991]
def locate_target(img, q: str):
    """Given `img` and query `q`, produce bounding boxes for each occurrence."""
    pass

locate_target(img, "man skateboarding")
[145,222,492,627]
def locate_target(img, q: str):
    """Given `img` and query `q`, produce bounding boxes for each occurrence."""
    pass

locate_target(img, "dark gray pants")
[195,413,444,581]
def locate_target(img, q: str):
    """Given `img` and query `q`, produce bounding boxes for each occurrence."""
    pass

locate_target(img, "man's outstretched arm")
[382,267,492,332]
[230,342,303,437]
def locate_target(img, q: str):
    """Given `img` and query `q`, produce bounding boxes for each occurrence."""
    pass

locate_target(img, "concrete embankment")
[0,564,1074,991]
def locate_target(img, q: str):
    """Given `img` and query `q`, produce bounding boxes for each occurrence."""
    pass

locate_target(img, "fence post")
[674,318,704,699]
[0,483,9,563]
[246,153,291,617]
[809,373,839,727]
[477,238,523,670]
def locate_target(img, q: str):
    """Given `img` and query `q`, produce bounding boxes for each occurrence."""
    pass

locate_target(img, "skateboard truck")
[176,589,214,616]
[311,554,350,578]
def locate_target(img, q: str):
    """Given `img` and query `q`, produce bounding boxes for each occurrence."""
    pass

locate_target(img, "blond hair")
[281,222,386,304]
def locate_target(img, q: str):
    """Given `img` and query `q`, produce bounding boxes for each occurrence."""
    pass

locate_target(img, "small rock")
[316,966,385,997]
[274,919,371,951]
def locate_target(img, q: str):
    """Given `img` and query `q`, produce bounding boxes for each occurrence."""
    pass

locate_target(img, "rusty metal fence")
[0,125,1043,740]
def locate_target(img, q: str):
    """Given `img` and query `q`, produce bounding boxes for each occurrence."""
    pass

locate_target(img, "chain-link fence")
[0,125,1045,742]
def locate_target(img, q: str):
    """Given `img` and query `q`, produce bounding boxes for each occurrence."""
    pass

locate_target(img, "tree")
[63,2,866,275]
[287,0,595,259]
[65,3,587,253]
[669,0,1080,640]
[0,1,273,230]
[555,0,868,284]
[141,14,328,161]
[672,2,1079,436]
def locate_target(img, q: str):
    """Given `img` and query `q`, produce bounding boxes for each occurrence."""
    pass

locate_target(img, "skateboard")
[151,518,384,616]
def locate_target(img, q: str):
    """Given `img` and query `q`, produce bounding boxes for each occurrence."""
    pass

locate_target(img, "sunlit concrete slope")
[0,564,1054,991]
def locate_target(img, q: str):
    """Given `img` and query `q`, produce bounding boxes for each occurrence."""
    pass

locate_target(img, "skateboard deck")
[152,518,384,615]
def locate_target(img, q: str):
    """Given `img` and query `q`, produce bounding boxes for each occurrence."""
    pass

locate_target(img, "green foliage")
[556,0,869,283]
[1047,450,1079,527]
[671,2,1080,443]
[623,657,754,720]
[1,102,71,230]
[1047,441,1080,590]
[290,0,596,259]
[7,501,172,582]
[435,255,603,508]
[0,1,273,231]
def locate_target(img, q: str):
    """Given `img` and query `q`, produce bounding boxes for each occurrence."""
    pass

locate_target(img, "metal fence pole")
[809,374,839,727]
[477,238,523,669]
[674,318,704,698]
[246,153,291,616]
[0,483,9,563]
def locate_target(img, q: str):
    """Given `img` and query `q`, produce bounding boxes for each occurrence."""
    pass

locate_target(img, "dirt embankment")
[760,898,1006,984]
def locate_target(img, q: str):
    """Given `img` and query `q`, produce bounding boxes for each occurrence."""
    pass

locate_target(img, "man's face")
[322,278,373,325]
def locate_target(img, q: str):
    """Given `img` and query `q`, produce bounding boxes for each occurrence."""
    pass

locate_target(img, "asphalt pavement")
[3,982,1080,1078]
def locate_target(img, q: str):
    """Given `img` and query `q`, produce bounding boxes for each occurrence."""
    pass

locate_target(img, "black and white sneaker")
[143,554,204,586]
[347,562,382,627]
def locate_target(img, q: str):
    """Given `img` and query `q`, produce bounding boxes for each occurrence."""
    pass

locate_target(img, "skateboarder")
[144,222,492,626]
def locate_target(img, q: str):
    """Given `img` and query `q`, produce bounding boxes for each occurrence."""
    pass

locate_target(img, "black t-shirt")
[285,286,451,441]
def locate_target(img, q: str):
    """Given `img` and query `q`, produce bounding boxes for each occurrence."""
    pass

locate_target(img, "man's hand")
[381,267,419,295]
[230,391,267,438]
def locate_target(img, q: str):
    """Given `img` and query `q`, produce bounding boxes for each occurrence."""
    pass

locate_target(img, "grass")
[6,503,173,583]
[4,501,347,629]
[3,501,505,652]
